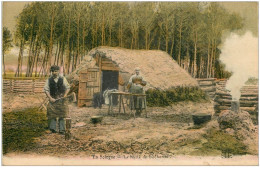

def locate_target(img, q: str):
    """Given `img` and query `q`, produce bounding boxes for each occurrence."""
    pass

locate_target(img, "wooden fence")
[3,79,46,94]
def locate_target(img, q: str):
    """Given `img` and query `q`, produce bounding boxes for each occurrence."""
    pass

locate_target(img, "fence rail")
[3,79,46,94]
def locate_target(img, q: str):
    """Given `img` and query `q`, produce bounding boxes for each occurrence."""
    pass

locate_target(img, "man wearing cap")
[128,67,146,117]
[44,65,70,134]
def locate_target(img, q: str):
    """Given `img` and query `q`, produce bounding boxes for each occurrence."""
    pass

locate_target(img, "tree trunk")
[109,20,112,46]
[26,18,35,77]
[75,13,80,70]
[15,38,24,77]
[206,39,211,78]
[101,13,105,46]
[95,22,98,47]
[34,41,42,77]
[66,16,71,75]
[47,5,56,74]
[54,41,59,65]
[158,30,161,50]
[131,35,134,49]
[193,30,198,78]
[3,53,5,77]
[135,29,139,49]
[212,39,216,78]
[165,19,169,52]
[177,20,183,65]
[199,55,203,78]
[209,39,214,78]
[82,21,85,59]
[145,30,148,50]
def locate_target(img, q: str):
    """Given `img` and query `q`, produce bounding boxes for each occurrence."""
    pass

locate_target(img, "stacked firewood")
[196,78,216,99]
[214,79,258,118]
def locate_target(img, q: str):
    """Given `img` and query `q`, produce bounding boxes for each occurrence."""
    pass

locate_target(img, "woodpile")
[197,78,216,99]
[214,79,258,118]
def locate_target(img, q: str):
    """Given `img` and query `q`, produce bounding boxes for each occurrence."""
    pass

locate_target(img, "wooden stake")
[65,118,71,140]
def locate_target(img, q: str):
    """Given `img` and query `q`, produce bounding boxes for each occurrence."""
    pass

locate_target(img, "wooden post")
[111,94,114,115]
[119,94,122,114]
[98,53,102,93]
[130,95,135,119]
[144,96,148,118]
[32,79,35,94]
[65,118,72,140]
[122,95,126,114]
[108,94,112,115]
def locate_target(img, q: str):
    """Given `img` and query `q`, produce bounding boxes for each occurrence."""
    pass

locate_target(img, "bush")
[146,86,209,107]
[3,108,47,154]
[202,130,248,155]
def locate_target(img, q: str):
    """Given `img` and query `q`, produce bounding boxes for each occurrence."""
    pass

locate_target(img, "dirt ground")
[2,94,259,165]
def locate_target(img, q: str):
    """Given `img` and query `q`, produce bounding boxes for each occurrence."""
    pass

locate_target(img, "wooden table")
[107,92,148,118]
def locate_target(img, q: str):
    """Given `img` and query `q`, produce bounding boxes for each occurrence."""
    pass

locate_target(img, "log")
[198,81,216,86]
[207,91,216,95]
[240,107,256,113]
[241,93,259,97]
[216,95,258,101]
[239,97,258,101]
[196,78,216,81]
[101,65,119,71]
[216,99,258,107]
[101,60,114,64]
[216,91,258,97]
[201,86,216,92]
[215,105,229,110]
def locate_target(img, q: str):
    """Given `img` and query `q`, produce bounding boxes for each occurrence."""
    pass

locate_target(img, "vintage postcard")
[2,1,259,166]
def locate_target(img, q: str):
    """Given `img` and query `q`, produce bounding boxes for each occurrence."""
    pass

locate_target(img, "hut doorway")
[102,70,119,105]
[102,70,119,92]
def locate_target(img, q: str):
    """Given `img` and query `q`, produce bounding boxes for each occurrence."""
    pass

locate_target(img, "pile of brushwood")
[2,108,47,154]
[146,87,209,107]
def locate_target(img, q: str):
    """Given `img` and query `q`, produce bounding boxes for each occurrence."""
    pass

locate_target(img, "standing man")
[44,65,70,134]
[128,67,146,117]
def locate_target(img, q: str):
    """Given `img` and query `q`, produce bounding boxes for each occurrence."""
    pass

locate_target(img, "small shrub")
[146,87,209,107]
[3,108,47,154]
[202,130,248,155]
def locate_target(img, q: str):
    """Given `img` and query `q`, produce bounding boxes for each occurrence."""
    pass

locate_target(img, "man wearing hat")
[128,67,146,117]
[44,65,70,134]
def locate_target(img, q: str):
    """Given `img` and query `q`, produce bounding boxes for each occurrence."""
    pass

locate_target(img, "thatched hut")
[68,46,198,106]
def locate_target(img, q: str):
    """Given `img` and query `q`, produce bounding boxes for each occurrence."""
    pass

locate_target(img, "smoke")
[219,31,258,100]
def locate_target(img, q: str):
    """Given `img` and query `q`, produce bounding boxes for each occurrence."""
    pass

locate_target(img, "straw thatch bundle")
[68,46,198,90]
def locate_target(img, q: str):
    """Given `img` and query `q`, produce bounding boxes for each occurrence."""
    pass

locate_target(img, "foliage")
[2,27,13,53]
[2,108,47,154]
[201,129,248,155]
[245,77,258,85]
[14,2,243,78]
[2,27,13,76]
[146,86,209,107]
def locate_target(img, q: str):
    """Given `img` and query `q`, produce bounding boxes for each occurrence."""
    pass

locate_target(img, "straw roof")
[68,46,198,90]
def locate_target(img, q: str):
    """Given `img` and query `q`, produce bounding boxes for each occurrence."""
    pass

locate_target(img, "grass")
[196,129,248,156]
[146,86,209,107]
[2,108,47,154]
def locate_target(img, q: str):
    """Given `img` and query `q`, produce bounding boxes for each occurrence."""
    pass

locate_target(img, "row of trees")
[10,2,243,77]
[3,27,13,76]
